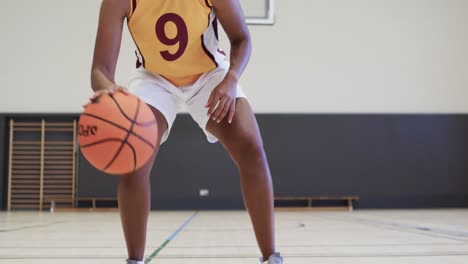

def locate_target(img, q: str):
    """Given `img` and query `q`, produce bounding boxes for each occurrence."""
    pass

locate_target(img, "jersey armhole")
[128,0,137,18]
[204,0,213,8]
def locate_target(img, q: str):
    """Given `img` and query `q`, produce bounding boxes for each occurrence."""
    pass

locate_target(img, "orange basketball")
[78,91,158,175]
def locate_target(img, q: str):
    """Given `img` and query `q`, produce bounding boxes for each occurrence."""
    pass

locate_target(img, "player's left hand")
[206,75,237,124]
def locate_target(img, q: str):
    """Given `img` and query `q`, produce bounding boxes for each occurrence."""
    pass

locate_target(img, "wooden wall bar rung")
[45,166,73,169]
[13,160,41,163]
[13,156,41,160]
[44,159,73,162]
[44,162,74,166]
[44,147,73,151]
[13,151,41,155]
[14,128,42,132]
[44,171,72,178]
[42,189,73,193]
[11,199,42,203]
[13,165,41,169]
[44,174,73,177]
[44,179,73,182]
[11,195,40,198]
[12,180,40,184]
[13,146,41,150]
[44,156,73,159]
[44,180,73,184]
[45,122,75,127]
[43,152,72,155]
[12,185,41,189]
[13,141,42,145]
[44,160,74,163]
[10,205,41,208]
[12,177,40,180]
[12,204,41,207]
[45,141,74,145]
[10,189,41,194]
[12,170,40,174]
[44,184,73,187]
[45,128,74,132]
[44,196,72,199]
[14,122,41,126]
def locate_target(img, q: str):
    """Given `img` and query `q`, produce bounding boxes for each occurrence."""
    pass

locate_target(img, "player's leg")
[120,69,178,262]
[118,106,168,261]
[206,98,276,261]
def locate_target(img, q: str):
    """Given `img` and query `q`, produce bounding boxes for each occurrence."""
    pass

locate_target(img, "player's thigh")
[186,72,247,143]
[206,98,264,163]
[128,73,178,144]
[147,105,168,145]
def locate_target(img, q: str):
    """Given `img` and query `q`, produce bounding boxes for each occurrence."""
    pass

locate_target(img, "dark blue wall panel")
[2,114,468,210]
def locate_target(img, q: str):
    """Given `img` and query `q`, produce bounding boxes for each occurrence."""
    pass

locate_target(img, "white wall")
[1,0,467,113]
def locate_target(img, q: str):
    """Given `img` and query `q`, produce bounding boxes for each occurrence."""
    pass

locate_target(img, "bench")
[274,196,360,211]
[45,197,118,212]
[43,196,74,212]
[76,197,118,209]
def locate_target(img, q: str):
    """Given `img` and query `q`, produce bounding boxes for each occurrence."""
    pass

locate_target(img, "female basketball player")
[89,0,283,263]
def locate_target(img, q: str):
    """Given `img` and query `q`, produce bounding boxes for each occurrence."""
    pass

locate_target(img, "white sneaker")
[126,260,144,264]
[259,252,283,264]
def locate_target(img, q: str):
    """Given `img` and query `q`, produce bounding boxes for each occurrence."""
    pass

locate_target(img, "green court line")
[145,211,198,264]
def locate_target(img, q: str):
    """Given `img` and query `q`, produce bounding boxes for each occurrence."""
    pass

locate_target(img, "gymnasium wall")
[1,113,468,210]
[76,114,468,209]
[1,0,468,113]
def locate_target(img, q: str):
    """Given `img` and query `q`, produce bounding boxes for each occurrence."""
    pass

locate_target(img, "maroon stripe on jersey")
[127,19,145,68]
[201,35,218,68]
[204,0,213,8]
[135,51,142,68]
[201,12,218,68]
[131,0,137,14]
[212,17,219,40]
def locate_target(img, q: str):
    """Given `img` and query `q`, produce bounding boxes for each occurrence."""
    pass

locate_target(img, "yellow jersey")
[127,0,225,86]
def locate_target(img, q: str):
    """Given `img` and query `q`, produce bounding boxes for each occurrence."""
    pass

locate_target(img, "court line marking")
[0,221,67,232]
[144,211,198,264]
[162,242,467,248]
[319,214,468,243]
[2,252,468,259]
[351,216,468,242]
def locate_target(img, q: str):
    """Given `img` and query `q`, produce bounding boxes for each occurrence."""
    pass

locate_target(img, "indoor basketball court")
[2,210,468,263]
[1,0,468,263]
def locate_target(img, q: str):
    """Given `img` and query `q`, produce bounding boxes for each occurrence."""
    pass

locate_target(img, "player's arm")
[212,0,251,82]
[90,0,129,94]
[207,0,252,124]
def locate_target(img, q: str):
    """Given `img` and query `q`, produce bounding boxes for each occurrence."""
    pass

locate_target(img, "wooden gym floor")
[1,210,468,263]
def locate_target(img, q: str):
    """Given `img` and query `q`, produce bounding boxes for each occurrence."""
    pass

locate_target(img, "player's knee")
[237,136,266,166]
[119,169,150,186]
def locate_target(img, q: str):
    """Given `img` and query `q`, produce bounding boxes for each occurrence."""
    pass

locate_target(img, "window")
[241,0,275,25]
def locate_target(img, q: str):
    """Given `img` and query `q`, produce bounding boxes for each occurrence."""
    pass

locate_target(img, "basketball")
[78,91,158,175]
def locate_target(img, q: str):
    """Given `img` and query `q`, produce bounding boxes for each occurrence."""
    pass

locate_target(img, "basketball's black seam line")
[129,99,140,171]
[81,138,136,171]
[80,138,127,148]
[128,140,137,171]
[103,99,140,171]
[110,96,157,126]
[82,113,155,148]
[82,113,156,149]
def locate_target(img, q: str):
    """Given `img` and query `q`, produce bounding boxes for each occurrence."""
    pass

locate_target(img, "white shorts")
[127,62,247,144]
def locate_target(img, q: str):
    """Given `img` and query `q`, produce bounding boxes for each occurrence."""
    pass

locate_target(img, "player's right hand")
[83,84,129,108]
